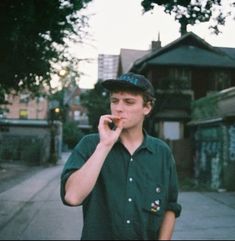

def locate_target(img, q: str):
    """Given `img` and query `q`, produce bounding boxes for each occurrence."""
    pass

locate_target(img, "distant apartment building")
[98,54,119,81]
[0,92,48,120]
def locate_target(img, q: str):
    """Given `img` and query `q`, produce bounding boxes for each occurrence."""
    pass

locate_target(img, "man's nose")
[114,101,124,112]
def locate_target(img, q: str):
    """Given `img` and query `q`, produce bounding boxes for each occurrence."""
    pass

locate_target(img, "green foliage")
[191,94,219,121]
[0,0,92,103]
[80,82,110,132]
[141,0,235,35]
[49,89,69,122]
[63,121,85,149]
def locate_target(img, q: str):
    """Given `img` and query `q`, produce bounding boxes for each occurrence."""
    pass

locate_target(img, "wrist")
[97,141,114,151]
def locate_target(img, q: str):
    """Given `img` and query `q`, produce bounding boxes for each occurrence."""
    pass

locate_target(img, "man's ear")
[144,102,153,116]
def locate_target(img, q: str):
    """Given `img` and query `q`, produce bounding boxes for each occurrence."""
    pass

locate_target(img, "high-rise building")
[98,54,119,81]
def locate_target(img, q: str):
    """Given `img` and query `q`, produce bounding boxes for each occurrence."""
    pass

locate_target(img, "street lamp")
[48,100,60,164]
[54,107,60,114]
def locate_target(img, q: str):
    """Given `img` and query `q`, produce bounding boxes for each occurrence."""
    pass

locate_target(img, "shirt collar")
[140,130,155,154]
[116,129,155,154]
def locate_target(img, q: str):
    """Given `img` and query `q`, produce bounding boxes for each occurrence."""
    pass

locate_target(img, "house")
[0,92,48,120]
[63,86,91,131]
[109,32,235,178]
[128,32,235,141]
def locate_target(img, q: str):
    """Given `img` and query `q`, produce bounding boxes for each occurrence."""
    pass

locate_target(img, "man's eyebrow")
[124,98,136,101]
[110,96,136,100]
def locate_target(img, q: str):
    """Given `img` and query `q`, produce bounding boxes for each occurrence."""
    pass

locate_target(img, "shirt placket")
[123,155,136,233]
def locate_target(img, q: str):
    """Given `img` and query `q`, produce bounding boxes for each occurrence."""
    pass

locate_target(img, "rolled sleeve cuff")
[60,170,76,206]
[166,203,182,218]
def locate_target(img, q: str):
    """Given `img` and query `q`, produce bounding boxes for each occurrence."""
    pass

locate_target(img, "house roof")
[148,45,235,68]
[119,48,150,74]
[130,32,235,72]
[218,47,235,60]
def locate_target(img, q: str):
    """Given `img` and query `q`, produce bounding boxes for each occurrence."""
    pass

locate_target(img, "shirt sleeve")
[60,134,99,205]
[166,151,182,218]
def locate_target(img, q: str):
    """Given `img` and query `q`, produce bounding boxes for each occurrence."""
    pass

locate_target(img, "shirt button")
[129,178,133,182]
[128,198,132,202]
[130,158,134,162]
[156,187,161,193]
[126,220,131,224]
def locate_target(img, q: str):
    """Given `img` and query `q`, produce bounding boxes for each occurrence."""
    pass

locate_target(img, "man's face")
[110,91,152,129]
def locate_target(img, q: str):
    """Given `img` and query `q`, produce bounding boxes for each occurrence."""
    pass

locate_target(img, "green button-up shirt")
[60,133,181,240]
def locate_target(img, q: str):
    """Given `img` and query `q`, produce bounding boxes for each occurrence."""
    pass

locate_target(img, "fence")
[0,119,62,165]
[192,122,235,191]
[0,135,49,165]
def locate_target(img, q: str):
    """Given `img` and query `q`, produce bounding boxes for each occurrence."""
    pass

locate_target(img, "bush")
[63,122,85,150]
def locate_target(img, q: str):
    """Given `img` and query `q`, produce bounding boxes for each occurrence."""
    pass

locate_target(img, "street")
[0,153,235,240]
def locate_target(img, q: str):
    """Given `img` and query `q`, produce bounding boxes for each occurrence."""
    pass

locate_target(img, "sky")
[67,0,235,89]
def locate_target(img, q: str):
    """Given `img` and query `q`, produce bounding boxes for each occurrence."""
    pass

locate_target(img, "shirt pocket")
[142,183,166,232]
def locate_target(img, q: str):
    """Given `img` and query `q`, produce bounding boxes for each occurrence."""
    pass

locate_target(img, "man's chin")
[122,123,132,130]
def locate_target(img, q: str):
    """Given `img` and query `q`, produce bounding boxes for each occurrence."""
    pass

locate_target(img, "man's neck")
[120,127,144,155]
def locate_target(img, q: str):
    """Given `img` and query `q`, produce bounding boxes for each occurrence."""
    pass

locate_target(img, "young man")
[60,72,181,240]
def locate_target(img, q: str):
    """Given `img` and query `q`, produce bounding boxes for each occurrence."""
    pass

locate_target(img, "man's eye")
[125,100,135,105]
[111,99,118,104]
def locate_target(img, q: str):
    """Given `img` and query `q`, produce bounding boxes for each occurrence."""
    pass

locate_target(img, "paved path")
[0,152,235,240]
[173,192,235,240]
[0,153,82,240]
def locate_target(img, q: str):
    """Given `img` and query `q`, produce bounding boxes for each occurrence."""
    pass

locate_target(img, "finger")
[99,115,113,125]
[99,115,122,128]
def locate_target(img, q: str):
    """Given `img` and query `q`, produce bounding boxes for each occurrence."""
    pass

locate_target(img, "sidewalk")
[0,162,44,194]
[173,192,235,240]
[0,152,83,240]
[0,152,70,194]
[0,153,235,240]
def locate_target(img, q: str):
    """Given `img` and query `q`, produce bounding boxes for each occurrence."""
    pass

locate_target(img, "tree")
[141,0,235,35]
[80,82,110,132]
[0,0,92,103]
[63,121,85,149]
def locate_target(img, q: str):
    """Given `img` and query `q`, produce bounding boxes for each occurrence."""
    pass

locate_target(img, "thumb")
[115,120,124,133]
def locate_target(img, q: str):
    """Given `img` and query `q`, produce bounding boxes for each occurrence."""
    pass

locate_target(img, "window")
[19,109,28,119]
[168,68,192,90]
[20,94,30,104]
[73,96,80,105]
[74,111,81,121]
[163,121,181,140]
[212,71,231,91]
[36,96,45,103]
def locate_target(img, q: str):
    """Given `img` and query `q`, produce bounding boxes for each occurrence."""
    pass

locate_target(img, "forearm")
[64,142,112,206]
[158,211,176,240]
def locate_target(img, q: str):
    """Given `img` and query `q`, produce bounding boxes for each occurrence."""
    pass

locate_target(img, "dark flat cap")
[102,72,155,97]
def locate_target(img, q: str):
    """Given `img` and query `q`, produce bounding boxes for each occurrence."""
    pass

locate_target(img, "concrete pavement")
[0,153,83,240]
[173,192,235,240]
[0,152,235,240]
